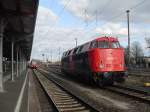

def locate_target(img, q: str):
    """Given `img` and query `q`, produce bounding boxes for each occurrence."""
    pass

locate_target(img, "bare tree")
[131,41,144,64]
[145,37,150,48]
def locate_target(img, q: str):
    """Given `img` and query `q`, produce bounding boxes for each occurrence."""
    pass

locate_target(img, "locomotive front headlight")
[120,64,123,67]
[99,64,104,68]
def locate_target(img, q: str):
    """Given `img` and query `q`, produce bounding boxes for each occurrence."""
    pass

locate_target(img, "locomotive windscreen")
[98,41,109,48]
[111,41,120,48]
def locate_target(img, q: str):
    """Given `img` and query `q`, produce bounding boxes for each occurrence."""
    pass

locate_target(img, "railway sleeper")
[56,103,82,108]
[56,101,79,105]
[53,93,70,96]
[35,70,99,112]
[53,95,72,99]
[59,106,87,112]
[107,87,150,103]
[54,97,73,100]
[54,99,76,103]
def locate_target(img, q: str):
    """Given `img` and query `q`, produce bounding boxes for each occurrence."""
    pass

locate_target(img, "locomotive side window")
[81,43,90,52]
[67,51,71,56]
[69,50,74,55]
[76,46,83,54]
[111,41,120,48]
[62,52,65,57]
[64,52,67,56]
[98,41,109,48]
[65,52,68,56]
[91,41,98,48]
[73,48,78,54]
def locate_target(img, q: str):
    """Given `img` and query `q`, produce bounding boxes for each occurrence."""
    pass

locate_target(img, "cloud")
[61,0,150,23]
[36,6,58,26]
[95,23,128,36]
[31,6,87,61]
[32,26,90,61]
[31,3,150,61]
[31,6,59,60]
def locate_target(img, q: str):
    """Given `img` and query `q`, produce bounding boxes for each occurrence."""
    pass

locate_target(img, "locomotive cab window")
[98,41,109,48]
[111,41,120,48]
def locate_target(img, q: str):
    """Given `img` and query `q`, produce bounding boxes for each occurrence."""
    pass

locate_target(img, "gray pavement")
[0,71,28,112]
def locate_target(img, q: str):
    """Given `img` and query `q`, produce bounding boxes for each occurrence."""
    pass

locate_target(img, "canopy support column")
[0,19,4,92]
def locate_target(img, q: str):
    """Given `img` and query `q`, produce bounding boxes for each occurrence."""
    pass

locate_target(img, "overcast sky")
[31,0,150,61]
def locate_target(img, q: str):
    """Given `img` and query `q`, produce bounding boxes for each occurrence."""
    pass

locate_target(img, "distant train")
[29,60,38,69]
[61,36,127,86]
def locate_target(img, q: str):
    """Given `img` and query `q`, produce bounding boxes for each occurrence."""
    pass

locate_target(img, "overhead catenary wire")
[54,0,147,36]
[41,0,148,56]
[58,0,72,17]
[99,0,147,27]
[95,0,113,27]
[43,0,72,37]
[130,0,147,10]
[59,0,148,50]
[82,0,148,38]
[98,0,113,15]
[84,0,113,27]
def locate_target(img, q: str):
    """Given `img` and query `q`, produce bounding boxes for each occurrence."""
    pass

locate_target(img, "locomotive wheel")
[93,73,99,86]
[87,75,94,85]
[98,77,114,87]
[98,78,105,87]
[116,77,125,83]
[108,80,114,85]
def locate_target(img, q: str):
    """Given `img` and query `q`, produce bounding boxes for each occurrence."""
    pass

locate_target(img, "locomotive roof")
[94,36,118,41]
[63,36,119,55]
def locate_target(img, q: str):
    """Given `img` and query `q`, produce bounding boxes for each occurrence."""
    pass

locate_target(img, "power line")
[104,0,147,24]
[43,0,72,37]
[96,0,147,28]
[58,0,72,17]
[130,0,147,10]
[98,0,113,15]
[82,0,148,38]
[42,0,148,52]
[84,0,112,28]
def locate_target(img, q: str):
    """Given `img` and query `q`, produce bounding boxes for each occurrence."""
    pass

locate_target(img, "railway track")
[33,69,99,112]
[128,71,150,77]
[48,65,150,77]
[31,70,56,112]
[42,67,150,105]
[105,85,150,104]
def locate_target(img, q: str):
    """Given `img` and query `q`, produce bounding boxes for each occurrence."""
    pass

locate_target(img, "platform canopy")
[0,0,39,60]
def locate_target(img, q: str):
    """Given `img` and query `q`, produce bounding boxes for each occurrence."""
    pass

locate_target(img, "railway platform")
[0,71,28,112]
[0,0,39,111]
[0,69,46,112]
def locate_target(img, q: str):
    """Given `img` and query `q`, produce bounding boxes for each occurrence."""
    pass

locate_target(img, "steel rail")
[45,67,150,104]
[34,69,99,112]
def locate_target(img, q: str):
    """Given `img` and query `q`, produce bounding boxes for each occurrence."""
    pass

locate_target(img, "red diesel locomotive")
[61,36,127,86]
